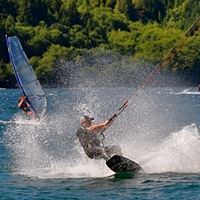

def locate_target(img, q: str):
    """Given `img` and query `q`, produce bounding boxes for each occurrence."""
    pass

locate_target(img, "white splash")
[141,124,200,173]
[4,85,200,179]
[5,89,114,179]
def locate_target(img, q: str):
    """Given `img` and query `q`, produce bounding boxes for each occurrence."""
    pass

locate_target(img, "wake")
[171,88,200,95]
[140,124,200,173]
[5,113,200,178]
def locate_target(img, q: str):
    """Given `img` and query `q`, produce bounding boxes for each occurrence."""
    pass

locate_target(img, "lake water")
[1,87,200,199]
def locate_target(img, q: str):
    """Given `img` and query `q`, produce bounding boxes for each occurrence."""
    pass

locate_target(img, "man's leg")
[85,147,109,160]
[104,145,122,158]
[85,146,120,161]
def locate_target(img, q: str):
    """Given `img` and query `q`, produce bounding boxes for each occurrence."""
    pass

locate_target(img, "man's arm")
[87,116,117,132]
[18,96,26,107]
[87,121,108,132]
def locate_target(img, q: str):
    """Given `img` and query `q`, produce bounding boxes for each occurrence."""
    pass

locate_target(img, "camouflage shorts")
[85,145,122,160]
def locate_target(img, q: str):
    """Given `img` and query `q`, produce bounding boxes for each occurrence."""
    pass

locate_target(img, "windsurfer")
[76,115,122,161]
[18,96,36,118]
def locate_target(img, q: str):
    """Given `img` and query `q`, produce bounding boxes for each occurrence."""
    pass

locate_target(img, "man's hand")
[106,114,117,125]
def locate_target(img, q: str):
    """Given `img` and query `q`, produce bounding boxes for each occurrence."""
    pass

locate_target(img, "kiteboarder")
[18,96,36,118]
[76,115,122,161]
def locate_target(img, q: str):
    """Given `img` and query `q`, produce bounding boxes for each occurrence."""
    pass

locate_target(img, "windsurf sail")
[6,35,47,119]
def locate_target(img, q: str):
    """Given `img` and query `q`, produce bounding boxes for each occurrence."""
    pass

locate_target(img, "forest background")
[0,0,199,87]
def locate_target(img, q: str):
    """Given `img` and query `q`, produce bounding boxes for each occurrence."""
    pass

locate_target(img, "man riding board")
[76,115,122,161]
[18,96,36,118]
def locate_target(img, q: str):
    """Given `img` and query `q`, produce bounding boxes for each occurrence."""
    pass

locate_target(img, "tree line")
[0,0,199,87]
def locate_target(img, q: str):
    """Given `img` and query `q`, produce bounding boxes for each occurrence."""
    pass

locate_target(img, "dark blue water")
[1,87,200,199]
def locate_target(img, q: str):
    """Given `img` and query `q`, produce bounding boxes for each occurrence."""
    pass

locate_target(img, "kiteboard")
[106,155,141,174]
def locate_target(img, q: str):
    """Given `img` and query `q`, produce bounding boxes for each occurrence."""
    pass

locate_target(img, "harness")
[20,102,31,112]
[76,127,105,151]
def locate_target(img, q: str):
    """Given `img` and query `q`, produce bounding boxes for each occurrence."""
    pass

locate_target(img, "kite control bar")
[106,100,128,124]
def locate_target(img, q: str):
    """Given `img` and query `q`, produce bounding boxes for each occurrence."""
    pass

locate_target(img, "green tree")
[108,30,136,54]
[132,0,166,22]
[0,0,17,17]
[17,0,48,25]
[58,0,81,25]
[34,44,71,83]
